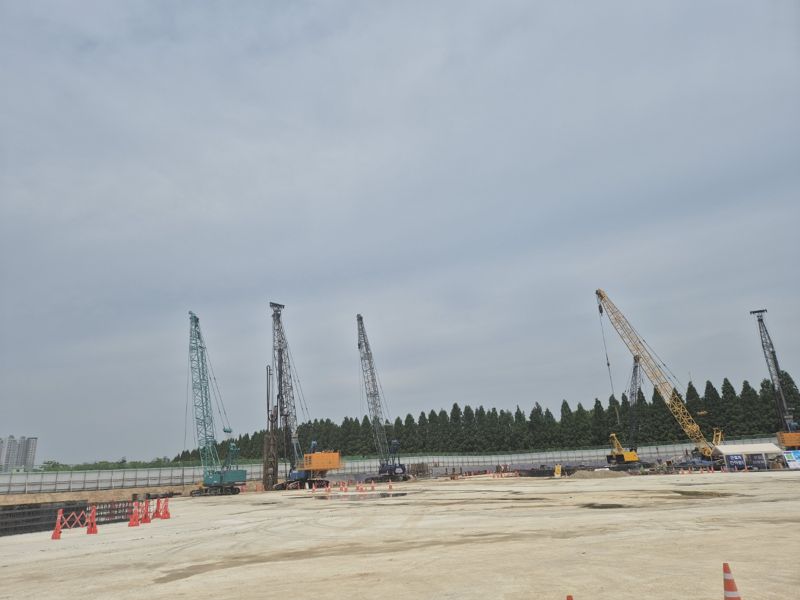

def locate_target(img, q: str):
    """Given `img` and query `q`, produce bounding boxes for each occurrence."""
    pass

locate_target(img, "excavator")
[597,290,719,463]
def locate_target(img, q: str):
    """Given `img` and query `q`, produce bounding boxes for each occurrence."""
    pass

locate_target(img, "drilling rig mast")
[357,314,408,481]
[750,309,800,449]
[596,290,715,458]
[270,302,340,490]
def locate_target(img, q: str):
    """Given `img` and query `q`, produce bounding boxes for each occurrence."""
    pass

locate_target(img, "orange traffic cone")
[566,596,574,600]
[153,498,162,519]
[723,563,742,599]
[141,500,151,524]
[128,501,140,527]
[312,483,317,494]
[51,509,64,540]
[86,505,98,535]
[161,498,171,519]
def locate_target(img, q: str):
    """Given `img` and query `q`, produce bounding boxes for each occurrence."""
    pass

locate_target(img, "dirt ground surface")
[1,471,798,599]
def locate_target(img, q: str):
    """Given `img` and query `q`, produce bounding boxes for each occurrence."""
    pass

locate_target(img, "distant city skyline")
[0,436,38,472]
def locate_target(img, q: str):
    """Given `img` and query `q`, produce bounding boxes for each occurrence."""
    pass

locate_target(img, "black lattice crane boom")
[269,302,341,490]
[270,302,303,470]
[596,289,715,458]
[357,314,408,481]
[750,309,800,449]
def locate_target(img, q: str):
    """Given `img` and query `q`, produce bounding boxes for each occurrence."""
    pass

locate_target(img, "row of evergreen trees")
[174,372,798,462]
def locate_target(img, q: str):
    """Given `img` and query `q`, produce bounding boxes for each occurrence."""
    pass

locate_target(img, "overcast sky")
[1,2,798,464]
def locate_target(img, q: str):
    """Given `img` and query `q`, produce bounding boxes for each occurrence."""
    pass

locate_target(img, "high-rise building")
[20,437,37,470]
[2,436,19,472]
[0,436,37,472]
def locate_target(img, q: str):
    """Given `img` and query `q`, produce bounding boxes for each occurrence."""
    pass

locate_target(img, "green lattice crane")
[188,311,247,495]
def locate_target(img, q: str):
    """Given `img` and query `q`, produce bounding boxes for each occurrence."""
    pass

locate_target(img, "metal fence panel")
[0,436,778,494]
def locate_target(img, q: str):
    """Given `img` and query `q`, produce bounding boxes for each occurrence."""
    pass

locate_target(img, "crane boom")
[596,290,714,457]
[270,302,303,470]
[187,311,246,494]
[626,356,642,450]
[750,310,795,432]
[189,311,220,480]
[357,314,390,464]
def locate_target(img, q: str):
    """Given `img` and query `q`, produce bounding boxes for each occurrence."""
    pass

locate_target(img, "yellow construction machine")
[607,433,639,465]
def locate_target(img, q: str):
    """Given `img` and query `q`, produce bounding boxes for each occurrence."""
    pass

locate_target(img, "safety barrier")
[0,437,777,495]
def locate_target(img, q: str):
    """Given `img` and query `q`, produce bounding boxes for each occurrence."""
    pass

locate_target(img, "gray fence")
[0,437,777,495]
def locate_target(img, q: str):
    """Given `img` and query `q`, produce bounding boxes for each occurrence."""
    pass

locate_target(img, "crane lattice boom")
[357,314,390,464]
[596,290,714,457]
[750,310,795,431]
[626,356,642,450]
[270,302,303,469]
[189,311,221,480]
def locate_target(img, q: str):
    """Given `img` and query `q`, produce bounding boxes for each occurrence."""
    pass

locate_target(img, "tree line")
[171,371,798,463]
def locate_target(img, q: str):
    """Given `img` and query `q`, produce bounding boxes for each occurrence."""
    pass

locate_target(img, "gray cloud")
[1,2,798,462]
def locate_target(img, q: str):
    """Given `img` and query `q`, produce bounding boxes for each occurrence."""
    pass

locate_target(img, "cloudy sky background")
[1,2,798,463]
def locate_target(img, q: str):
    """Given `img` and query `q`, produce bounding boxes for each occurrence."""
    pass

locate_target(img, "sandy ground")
[1,472,798,600]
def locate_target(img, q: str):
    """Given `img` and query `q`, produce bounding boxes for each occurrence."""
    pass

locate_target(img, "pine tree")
[703,381,723,431]
[417,412,429,451]
[449,403,463,452]
[542,408,559,448]
[590,398,607,446]
[462,405,478,452]
[528,403,545,449]
[474,406,488,452]
[559,400,574,447]
[738,381,762,436]
[403,414,418,453]
[511,406,528,450]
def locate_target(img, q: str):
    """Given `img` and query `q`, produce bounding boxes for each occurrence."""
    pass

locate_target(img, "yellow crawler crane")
[607,433,639,464]
[596,289,715,458]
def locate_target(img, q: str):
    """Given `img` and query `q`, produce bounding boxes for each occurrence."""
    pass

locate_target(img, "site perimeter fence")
[0,437,777,495]
[0,500,137,537]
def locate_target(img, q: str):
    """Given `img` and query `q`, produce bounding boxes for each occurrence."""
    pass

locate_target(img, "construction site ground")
[1,471,797,600]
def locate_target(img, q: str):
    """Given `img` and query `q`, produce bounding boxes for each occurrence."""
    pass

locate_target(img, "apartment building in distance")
[1,436,38,472]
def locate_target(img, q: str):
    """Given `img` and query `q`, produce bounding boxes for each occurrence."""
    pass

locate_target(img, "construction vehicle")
[607,356,643,466]
[357,314,409,481]
[270,303,341,490]
[596,290,716,458]
[187,312,247,496]
[750,310,800,450]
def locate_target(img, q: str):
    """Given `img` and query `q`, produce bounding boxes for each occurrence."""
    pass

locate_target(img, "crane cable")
[597,299,616,399]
